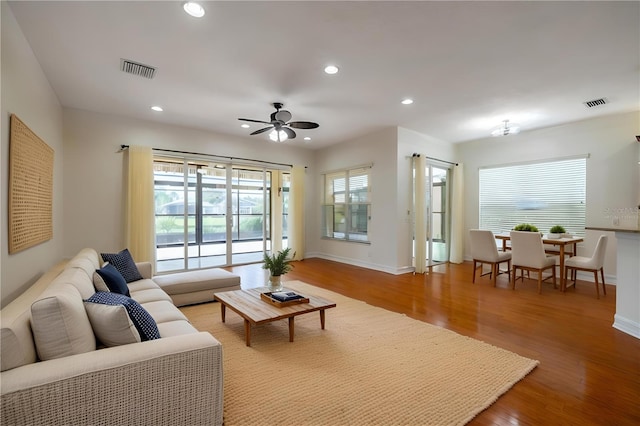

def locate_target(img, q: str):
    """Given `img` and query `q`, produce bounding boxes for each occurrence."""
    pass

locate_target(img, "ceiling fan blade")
[250,126,273,135]
[275,110,292,123]
[288,121,319,129]
[282,127,296,139]
[239,118,271,124]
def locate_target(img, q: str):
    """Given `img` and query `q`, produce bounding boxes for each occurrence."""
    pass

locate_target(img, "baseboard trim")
[613,314,640,340]
[305,253,413,275]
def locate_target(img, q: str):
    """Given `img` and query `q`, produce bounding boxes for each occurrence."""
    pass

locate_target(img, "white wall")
[310,127,401,273]
[62,108,315,259]
[309,126,456,273]
[1,3,65,307]
[457,111,640,281]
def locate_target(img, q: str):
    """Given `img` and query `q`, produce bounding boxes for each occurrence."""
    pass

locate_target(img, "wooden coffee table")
[213,288,336,346]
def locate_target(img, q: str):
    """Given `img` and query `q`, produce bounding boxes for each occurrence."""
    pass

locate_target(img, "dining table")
[494,233,583,291]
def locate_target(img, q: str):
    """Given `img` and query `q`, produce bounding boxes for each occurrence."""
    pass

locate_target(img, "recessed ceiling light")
[151,106,163,112]
[183,2,205,18]
[324,65,339,75]
[304,137,311,141]
[401,99,414,105]
[241,124,250,128]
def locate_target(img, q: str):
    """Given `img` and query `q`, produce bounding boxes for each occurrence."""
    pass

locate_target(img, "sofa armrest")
[1,332,223,425]
[136,261,153,279]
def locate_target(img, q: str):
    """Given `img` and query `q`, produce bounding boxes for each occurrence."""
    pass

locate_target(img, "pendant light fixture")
[491,120,521,137]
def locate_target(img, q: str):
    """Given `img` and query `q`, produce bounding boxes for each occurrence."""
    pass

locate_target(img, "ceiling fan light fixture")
[183,2,205,18]
[401,98,414,105]
[491,120,521,137]
[240,124,250,128]
[269,129,288,142]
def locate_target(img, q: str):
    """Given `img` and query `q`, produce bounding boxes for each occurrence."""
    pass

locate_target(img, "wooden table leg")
[244,319,251,346]
[320,310,326,329]
[559,245,566,291]
[288,317,295,342]
[220,304,226,322]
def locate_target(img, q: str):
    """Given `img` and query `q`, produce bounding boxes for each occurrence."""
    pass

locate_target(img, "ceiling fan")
[238,102,319,142]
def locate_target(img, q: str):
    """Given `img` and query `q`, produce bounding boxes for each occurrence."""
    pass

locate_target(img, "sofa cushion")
[156,320,199,337]
[140,300,189,324]
[101,249,143,283]
[94,263,130,297]
[127,278,159,293]
[153,268,240,294]
[130,288,173,305]
[67,248,102,281]
[53,265,98,300]
[84,292,160,342]
[30,283,96,361]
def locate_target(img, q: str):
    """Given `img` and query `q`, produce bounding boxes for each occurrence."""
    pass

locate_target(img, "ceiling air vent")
[120,59,156,79]
[583,98,608,108]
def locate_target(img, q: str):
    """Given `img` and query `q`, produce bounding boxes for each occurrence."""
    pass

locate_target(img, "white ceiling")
[8,1,640,149]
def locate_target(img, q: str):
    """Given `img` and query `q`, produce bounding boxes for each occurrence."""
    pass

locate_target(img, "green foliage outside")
[155,216,263,234]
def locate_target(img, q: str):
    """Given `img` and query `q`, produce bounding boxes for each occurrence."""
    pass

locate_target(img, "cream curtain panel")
[413,156,427,273]
[126,146,155,264]
[270,170,284,253]
[288,165,305,260]
[449,163,464,263]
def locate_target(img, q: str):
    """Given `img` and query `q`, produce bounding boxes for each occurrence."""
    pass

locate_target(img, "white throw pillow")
[84,301,141,347]
[92,262,111,292]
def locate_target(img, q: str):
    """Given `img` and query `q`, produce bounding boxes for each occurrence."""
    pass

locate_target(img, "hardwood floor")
[227,258,640,426]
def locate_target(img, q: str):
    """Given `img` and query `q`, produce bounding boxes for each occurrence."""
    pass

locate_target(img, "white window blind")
[479,157,586,236]
[322,166,371,242]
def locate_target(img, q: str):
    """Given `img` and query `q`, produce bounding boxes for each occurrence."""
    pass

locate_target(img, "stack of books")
[270,291,306,302]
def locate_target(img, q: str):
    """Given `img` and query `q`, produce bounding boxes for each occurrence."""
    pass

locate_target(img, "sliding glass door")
[153,158,285,273]
[426,165,450,265]
[414,161,451,268]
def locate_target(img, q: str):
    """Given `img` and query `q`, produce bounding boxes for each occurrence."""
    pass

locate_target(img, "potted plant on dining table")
[548,225,566,239]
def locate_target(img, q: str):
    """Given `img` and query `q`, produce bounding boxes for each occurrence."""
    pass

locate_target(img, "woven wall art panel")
[9,114,54,254]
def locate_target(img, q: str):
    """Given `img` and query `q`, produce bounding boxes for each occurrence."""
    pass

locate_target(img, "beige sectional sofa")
[1,248,228,425]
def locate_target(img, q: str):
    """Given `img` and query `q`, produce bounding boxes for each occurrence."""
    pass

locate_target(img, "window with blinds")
[321,166,371,242]
[479,157,586,236]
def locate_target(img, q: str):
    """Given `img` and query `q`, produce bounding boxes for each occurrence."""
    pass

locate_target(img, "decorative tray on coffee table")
[260,291,310,307]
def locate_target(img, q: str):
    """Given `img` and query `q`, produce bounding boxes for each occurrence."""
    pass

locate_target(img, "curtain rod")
[119,145,305,169]
[410,152,458,166]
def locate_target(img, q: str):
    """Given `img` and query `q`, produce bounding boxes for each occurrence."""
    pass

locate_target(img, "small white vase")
[268,275,284,292]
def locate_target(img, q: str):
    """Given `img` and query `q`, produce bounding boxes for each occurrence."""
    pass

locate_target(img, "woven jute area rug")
[181,281,539,425]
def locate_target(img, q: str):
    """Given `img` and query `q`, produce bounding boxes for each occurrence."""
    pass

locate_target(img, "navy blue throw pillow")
[95,263,130,297]
[101,249,143,283]
[85,292,160,341]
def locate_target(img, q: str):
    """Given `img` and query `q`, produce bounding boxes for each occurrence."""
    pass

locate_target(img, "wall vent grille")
[583,98,608,108]
[120,59,156,79]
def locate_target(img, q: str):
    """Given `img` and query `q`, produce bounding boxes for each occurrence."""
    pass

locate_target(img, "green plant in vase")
[548,225,566,238]
[513,223,539,232]
[263,247,295,291]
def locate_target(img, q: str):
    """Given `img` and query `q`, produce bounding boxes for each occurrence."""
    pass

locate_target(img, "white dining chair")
[510,231,557,294]
[564,235,608,298]
[469,229,511,286]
